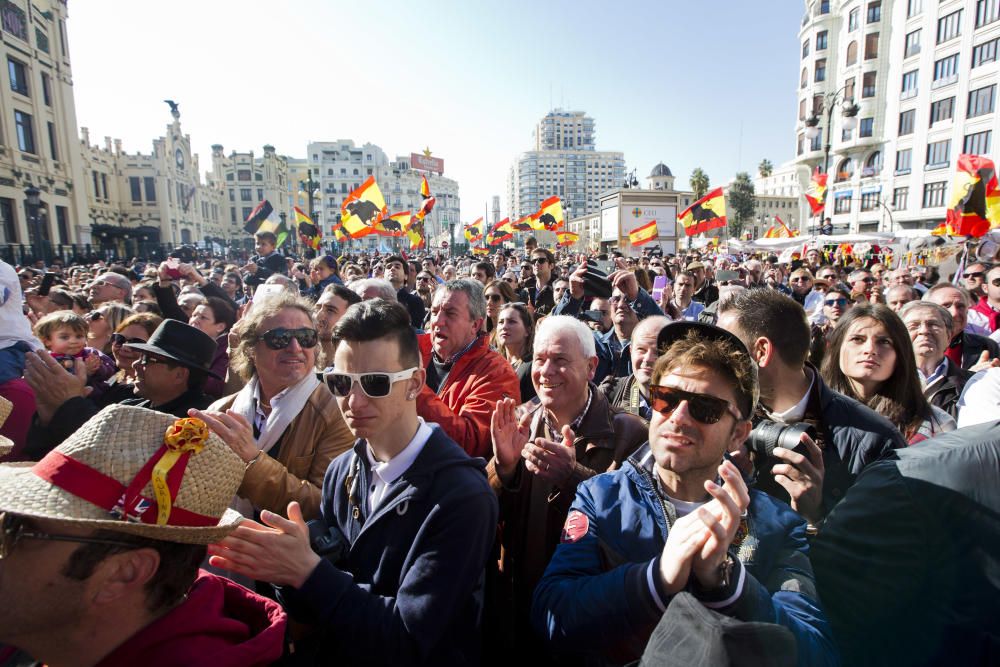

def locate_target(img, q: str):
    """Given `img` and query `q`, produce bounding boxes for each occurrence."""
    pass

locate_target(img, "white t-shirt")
[0,260,42,351]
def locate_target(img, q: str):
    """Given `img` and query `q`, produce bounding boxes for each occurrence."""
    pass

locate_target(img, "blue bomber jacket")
[531,443,839,666]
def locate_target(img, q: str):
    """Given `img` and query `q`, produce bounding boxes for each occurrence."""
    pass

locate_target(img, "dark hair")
[202,296,236,332]
[63,530,206,614]
[332,299,419,368]
[530,247,554,265]
[820,304,931,437]
[116,312,163,337]
[474,261,497,280]
[255,231,277,245]
[716,289,810,367]
[321,283,363,309]
[384,255,406,269]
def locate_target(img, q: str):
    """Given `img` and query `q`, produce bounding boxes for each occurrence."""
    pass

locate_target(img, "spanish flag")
[533,196,564,231]
[677,187,726,236]
[373,211,411,237]
[805,168,827,215]
[629,220,658,246]
[487,218,513,245]
[340,176,387,239]
[420,175,431,198]
[472,246,490,256]
[464,218,484,244]
[943,153,1000,237]
[293,207,322,250]
[332,224,347,244]
[406,219,426,250]
[763,215,797,239]
[556,231,579,247]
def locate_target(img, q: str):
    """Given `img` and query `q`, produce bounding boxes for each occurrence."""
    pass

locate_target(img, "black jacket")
[924,357,972,419]
[959,331,1000,370]
[396,287,426,329]
[812,421,1000,666]
[244,251,286,287]
[25,388,214,460]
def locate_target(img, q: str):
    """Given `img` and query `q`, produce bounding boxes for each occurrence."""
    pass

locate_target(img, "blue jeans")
[0,342,30,385]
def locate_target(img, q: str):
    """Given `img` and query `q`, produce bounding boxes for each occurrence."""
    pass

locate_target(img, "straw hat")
[0,396,13,458]
[0,405,244,544]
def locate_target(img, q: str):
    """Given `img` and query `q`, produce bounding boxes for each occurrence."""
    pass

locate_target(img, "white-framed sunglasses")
[323,367,419,398]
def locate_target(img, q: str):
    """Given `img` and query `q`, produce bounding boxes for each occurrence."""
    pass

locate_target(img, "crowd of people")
[0,227,997,666]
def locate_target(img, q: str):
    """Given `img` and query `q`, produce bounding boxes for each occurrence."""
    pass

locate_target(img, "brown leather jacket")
[210,382,355,520]
[485,388,647,650]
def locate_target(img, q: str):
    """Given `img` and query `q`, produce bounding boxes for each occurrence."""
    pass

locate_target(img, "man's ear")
[586,355,598,382]
[89,547,160,608]
[751,336,773,369]
[728,419,753,453]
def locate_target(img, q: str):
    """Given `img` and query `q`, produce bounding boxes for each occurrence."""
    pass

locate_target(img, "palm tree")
[758,159,774,178]
[690,168,710,200]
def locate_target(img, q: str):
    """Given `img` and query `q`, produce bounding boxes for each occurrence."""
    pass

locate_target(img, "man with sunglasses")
[209,300,499,665]
[528,248,557,316]
[962,261,990,300]
[971,264,1000,334]
[533,321,836,665]
[88,271,132,306]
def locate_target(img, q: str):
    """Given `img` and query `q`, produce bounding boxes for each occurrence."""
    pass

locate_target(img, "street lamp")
[24,185,46,265]
[622,168,639,189]
[804,84,861,182]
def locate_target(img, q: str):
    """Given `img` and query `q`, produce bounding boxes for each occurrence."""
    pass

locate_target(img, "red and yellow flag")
[533,196,564,231]
[406,219,426,250]
[487,218,513,246]
[556,231,579,247]
[629,220,658,246]
[943,153,1000,237]
[420,175,431,199]
[677,187,726,237]
[763,215,798,239]
[373,211,411,237]
[293,206,322,250]
[340,176,387,239]
[472,246,490,256]
[464,218,484,243]
[805,168,828,215]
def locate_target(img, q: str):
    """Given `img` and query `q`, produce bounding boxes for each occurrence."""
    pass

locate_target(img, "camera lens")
[747,421,816,460]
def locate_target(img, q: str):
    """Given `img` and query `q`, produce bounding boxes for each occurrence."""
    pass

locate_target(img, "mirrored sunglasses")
[259,327,318,350]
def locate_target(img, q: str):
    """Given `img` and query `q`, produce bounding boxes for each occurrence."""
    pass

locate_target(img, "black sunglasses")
[649,385,742,424]
[259,327,318,350]
[825,297,848,306]
[324,368,418,398]
[0,512,137,559]
[530,258,548,265]
[86,311,103,322]
[110,333,146,347]
[964,271,985,280]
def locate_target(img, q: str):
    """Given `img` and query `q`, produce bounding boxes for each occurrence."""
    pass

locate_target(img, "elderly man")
[208,300,498,665]
[788,268,824,319]
[488,315,647,660]
[924,283,999,370]
[532,322,837,665]
[887,284,919,312]
[350,278,397,302]
[0,405,287,666]
[971,264,1000,333]
[417,279,519,458]
[88,271,132,306]
[900,301,971,419]
[600,315,672,421]
[848,268,876,299]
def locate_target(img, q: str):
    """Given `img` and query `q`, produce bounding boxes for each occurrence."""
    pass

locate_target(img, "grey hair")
[351,278,397,302]
[923,282,971,306]
[899,300,954,333]
[434,278,486,322]
[535,315,596,359]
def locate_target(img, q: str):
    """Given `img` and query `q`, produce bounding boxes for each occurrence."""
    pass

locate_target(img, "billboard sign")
[410,153,444,174]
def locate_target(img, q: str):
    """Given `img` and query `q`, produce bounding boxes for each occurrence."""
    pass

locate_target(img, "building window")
[860,117,874,137]
[101,174,107,200]
[799,98,807,120]
[40,72,51,106]
[901,70,919,97]
[0,198,17,242]
[867,1,881,23]
[835,194,852,213]
[937,10,962,44]
[811,133,822,151]
[899,109,916,135]
[228,189,234,201]
[797,133,805,156]
[964,129,992,154]
[845,77,856,100]
[813,94,824,114]
[46,121,57,160]
[129,176,142,202]
[896,148,913,174]
[973,37,999,67]
[836,158,855,182]
[846,41,858,65]
[932,53,959,85]
[904,29,921,57]
[240,188,251,201]
[923,181,947,207]
[860,190,881,211]
[816,30,828,50]
[242,207,253,221]
[907,0,922,18]
[976,0,1000,27]
[55,206,68,244]
[144,176,156,202]
[892,187,909,209]
[864,151,883,176]
[7,58,27,96]
[843,126,855,141]
[237,169,251,181]
[929,97,955,125]
[968,84,996,117]
[926,139,951,168]
[256,188,264,201]
[14,110,34,154]
[815,58,826,82]
[230,209,236,223]
[802,39,810,58]
[865,32,879,59]
[849,7,860,30]
[862,71,876,97]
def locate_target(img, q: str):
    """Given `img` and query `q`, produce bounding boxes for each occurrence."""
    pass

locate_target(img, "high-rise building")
[795,0,1000,233]
[507,109,625,223]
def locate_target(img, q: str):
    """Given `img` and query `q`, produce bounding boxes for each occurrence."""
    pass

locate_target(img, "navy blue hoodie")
[278,425,498,666]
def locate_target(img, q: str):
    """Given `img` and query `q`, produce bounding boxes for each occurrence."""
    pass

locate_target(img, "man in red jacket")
[418,278,520,458]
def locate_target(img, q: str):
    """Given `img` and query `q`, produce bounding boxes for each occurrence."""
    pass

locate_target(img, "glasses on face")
[859,276,875,284]
[138,353,175,368]
[530,258,548,265]
[964,271,985,280]
[790,277,812,283]
[86,311,103,322]
[91,279,116,290]
[825,298,849,307]
[259,327,318,350]
[325,367,419,398]
[819,274,837,282]
[718,280,738,286]
[906,319,945,333]
[648,385,743,425]
[0,513,138,559]
[992,278,1000,287]
[110,333,146,347]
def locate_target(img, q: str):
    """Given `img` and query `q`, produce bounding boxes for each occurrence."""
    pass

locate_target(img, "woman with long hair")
[484,280,519,333]
[98,312,163,405]
[492,302,536,402]
[86,302,135,356]
[821,304,955,444]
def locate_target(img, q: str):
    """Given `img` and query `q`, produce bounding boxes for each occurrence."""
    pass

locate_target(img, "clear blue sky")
[68,0,802,222]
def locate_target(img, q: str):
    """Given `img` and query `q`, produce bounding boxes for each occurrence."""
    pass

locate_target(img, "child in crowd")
[32,311,116,392]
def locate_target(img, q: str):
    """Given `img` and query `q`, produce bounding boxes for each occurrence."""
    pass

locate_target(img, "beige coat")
[209,382,354,520]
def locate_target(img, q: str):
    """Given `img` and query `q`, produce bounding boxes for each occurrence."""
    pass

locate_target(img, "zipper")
[632,461,672,541]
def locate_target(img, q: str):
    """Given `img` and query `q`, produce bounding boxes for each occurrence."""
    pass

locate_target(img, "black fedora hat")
[125,320,222,379]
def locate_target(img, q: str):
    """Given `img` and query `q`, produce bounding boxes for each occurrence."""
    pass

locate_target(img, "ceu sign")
[410,153,445,174]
